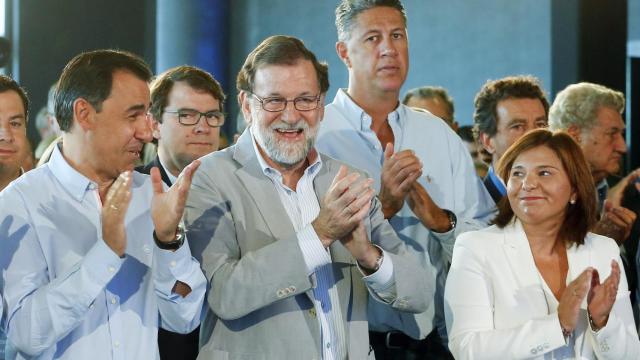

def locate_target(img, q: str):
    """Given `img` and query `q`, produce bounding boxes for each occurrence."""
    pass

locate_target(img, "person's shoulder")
[455,224,504,251]
[584,232,619,254]
[319,152,369,177]
[402,105,452,131]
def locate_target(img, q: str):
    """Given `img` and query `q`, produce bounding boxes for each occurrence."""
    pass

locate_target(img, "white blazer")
[444,219,640,359]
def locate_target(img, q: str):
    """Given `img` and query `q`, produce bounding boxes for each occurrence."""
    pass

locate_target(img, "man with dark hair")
[473,75,549,204]
[0,74,30,360]
[186,34,429,359]
[137,65,226,360]
[403,86,458,131]
[317,1,494,358]
[0,49,206,359]
[457,125,488,178]
[0,75,29,192]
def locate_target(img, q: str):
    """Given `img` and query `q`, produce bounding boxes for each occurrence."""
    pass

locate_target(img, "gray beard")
[252,120,318,169]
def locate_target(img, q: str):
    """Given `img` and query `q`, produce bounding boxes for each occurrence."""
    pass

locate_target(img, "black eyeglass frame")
[163,109,226,128]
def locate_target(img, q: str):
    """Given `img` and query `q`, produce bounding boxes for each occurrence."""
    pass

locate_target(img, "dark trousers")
[369,330,454,360]
[158,326,200,360]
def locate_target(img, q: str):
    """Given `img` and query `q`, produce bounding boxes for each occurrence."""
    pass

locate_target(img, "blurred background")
[1,0,638,169]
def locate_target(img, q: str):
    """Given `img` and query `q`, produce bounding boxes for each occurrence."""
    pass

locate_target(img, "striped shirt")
[251,135,393,359]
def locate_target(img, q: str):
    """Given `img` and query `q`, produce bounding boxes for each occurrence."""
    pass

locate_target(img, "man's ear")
[336,41,351,68]
[238,91,252,125]
[480,132,495,154]
[73,98,94,131]
[567,125,582,143]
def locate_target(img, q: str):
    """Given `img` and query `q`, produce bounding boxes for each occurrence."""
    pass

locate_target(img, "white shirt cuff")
[362,246,394,292]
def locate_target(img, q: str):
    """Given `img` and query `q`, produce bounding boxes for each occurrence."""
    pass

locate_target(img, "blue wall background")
[225,0,554,127]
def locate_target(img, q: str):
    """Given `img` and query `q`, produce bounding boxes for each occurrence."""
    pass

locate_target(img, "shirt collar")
[158,157,178,185]
[48,143,98,202]
[249,127,322,181]
[487,165,507,196]
[332,88,402,132]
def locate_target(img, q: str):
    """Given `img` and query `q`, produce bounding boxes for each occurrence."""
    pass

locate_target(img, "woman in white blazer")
[445,129,640,359]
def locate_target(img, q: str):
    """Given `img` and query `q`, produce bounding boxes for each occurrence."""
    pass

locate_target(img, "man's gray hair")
[402,86,454,119]
[549,82,624,132]
[335,0,407,41]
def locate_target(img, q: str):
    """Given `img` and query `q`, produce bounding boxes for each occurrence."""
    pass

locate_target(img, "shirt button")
[170,261,176,268]
[108,266,115,273]
[114,341,120,348]
[326,342,330,349]
[111,298,117,304]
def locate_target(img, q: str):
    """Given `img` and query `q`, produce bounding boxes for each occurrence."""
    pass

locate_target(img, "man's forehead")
[0,90,26,117]
[349,7,406,34]
[253,61,319,93]
[595,106,624,129]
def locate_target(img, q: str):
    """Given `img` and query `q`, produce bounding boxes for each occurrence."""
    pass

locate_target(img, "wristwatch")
[442,209,457,232]
[153,224,185,250]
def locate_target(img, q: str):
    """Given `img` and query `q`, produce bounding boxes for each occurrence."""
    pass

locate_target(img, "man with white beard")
[184,35,430,359]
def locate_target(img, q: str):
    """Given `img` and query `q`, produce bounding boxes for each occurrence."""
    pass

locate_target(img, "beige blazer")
[444,219,640,359]
[185,130,432,359]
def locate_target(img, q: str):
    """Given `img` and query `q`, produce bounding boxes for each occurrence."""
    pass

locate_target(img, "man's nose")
[137,115,153,143]
[0,122,15,142]
[193,115,212,134]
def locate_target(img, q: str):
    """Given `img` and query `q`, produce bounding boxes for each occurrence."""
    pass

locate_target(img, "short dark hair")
[473,75,549,140]
[335,0,407,41]
[149,65,226,123]
[494,129,597,246]
[55,49,153,132]
[236,35,329,95]
[0,75,29,119]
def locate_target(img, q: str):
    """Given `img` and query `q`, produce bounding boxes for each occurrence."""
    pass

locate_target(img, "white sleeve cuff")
[362,246,394,292]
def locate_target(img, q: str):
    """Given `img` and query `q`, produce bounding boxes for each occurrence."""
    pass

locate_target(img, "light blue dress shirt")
[316,89,495,342]
[0,145,206,360]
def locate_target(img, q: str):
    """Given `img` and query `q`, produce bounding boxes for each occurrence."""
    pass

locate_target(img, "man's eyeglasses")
[163,109,225,127]
[251,93,321,112]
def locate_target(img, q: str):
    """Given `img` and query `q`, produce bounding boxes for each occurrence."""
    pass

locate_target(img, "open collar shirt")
[0,145,206,360]
[251,130,394,359]
[316,89,495,341]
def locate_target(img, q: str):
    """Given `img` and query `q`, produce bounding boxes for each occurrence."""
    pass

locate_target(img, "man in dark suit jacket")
[136,65,225,360]
[472,76,550,204]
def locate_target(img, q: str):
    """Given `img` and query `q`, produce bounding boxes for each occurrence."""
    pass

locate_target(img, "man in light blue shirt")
[316,1,495,358]
[0,74,32,360]
[0,50,206,360]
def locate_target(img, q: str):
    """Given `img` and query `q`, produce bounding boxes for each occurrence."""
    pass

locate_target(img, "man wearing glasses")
[185,35,429,359]
[137,65,225,360]
[141,65,226,186]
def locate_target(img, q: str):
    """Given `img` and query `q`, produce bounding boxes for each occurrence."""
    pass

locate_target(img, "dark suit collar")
[484,166,506,204]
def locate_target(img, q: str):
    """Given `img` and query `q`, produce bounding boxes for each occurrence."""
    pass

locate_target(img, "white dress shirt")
[0,145,206,360]
[251,131,394,359]
[316,89,495,341]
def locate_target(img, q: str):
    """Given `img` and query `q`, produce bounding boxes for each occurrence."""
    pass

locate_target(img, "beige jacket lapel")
[232,130,296,241]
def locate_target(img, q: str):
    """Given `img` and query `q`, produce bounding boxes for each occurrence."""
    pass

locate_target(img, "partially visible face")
[242,59,324,169]
[154,81,221,176]
[88,70,152,179]
[406,96,454,126]
[484,97,547,167]
[340,6,408,96]
[0,90,28,177]
[507,145,575,227]
[577,106,626,181]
